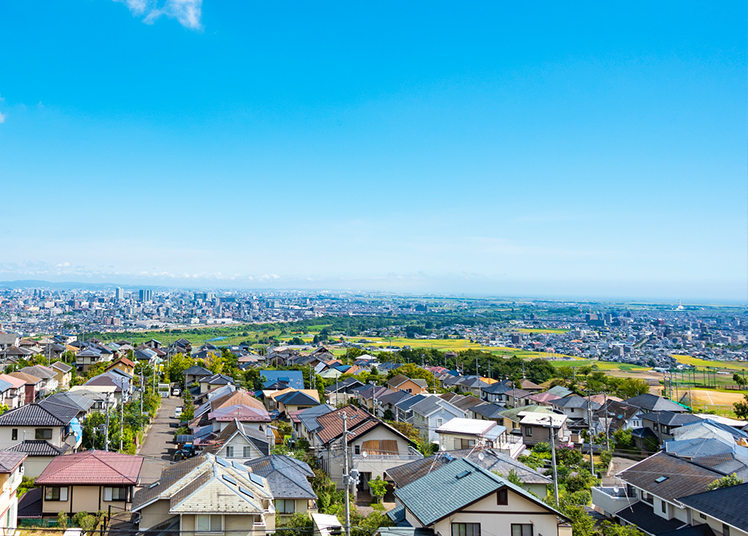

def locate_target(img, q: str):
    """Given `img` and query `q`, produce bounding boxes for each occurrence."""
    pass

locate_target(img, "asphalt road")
[137,395,183,486]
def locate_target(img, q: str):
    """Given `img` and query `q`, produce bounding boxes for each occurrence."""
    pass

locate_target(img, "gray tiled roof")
[615,501,685,535]
[679,482,748,532]
[0,403,70,427]
[0,450,27,472]
[625,394,687,413]
[7,440,69,457]
[243,455,316,500]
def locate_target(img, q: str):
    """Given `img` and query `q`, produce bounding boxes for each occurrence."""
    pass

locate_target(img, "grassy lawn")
[549,359,652,372]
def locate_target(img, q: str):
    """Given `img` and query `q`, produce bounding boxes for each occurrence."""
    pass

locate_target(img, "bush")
[599,449,613,467]
[57,511,68,529]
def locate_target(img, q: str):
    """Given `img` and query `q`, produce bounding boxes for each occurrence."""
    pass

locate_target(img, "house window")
[452,523,480,536]
[437,418,443,427]
[11,429,17,441]
[196,514,222,532]
[103,487,127,501]
[354,446,361,455]
[653,423,659,431]
[524,427,532,437]
[511,524,533,536]
[459,439,476,449]
[243,446,253,458]
[497,488,508,505]
[723,525,730,536]
[45,487,68,501]
[35,429,53,440]
[276,499,296,514]
[225,446,234,458]
[661,501,667,514]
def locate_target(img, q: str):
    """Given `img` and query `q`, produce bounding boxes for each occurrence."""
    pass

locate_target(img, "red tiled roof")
[35,450,144,485]
[210,390,265,412]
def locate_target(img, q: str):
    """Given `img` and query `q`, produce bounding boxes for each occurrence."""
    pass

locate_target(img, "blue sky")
[0,1,745,302]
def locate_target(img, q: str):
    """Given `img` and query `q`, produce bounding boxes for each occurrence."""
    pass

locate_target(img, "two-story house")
[387,458,571,536]
[49,362,72,391]
[18,366,58,398]
[410,396,465,443]
[244,455,317,522]
[388,375,428,395]
[0,375,25,409]
[131,454,275,535]
[0,451,26,536]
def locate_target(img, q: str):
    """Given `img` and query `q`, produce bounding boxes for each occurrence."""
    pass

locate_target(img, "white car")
[172,388,181,397]
[174,407,183,419]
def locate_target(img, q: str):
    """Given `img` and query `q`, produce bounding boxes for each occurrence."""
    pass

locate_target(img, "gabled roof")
[387,374,410,388]
[243,455,316,500]
[617,452,722,503]
[394,394,424,412]
[411,396,463,419]
[481,381,513,395]
[202,419,270,456]
[552,395,600,410]
[393,458,565,527]
[641,411,701,427]
[678,482,748,532]
[545,385,573,397]
[296,404,336,433]
[0,451,26,472]
[276,391,320,408]
[260,370,304,390]
[209,390,266,412]
[8,371,42,385]
[35,450,143,485]
[208,405,271,423]
[386,448,550,489]
[0,402,75,426]
[471,402,507,420]
[19,365,56,380]
[184,365,212,377]
[50,361,73,373]
[378,390,412,406]
[625,393,687,413]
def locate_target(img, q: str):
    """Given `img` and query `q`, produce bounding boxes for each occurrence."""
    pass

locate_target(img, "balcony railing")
[591,486,637,517]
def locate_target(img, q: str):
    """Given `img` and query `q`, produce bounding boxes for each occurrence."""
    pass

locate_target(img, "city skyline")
[0,1,745,302]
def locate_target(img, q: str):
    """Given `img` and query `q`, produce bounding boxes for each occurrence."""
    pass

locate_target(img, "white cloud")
[116,0,202,30]
[0,112,5,124]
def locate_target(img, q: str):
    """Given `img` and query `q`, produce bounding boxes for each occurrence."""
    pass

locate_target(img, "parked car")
[172,387,181,397]
[173,443,196,461]
[174,406,183,419]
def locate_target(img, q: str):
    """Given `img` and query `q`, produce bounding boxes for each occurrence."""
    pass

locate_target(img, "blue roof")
[260,370,304,390]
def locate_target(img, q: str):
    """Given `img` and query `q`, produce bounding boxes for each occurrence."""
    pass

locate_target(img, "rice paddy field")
[670,354,748,372]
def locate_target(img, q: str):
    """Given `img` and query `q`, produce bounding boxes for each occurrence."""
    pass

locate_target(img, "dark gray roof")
[471,403,507,420]
[276,391,320,407]
[625,394,688,413]
[184,365,212,376]
[615,501,686,535]
[8,440,69,457]
[0,450,26,472]
[678,482,748,532]
[243,455,316,500]
[378,390,412,406]
[618,452,722,503]
[641,412,701,427]
[297,404,335,433]
[663,438,738,459]
[0,403,72,427]
[552,395,600,410]
[394,394,425,411]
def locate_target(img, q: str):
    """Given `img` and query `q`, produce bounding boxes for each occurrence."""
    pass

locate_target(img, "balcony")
[591,486,637,517]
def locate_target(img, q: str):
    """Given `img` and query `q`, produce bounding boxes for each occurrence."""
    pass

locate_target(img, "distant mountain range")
[0,280,168,291]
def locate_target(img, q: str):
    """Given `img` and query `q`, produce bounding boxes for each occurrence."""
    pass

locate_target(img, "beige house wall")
[139,500,173,531]
[0,426,64,450]
[22,457,56,478]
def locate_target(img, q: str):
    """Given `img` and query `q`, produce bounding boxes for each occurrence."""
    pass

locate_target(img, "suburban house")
[0,451,26,536]
[263,388,320,412]
[394,394,426,423]
[625,394,689,413]
[499,406,569,447]
[356,385,392,414]
[292,404,335,444]
[377,391,413,420]
[104,357,136,379]
[260,370,304,391]
[201,419,271,461]
[387,375,428,395]
[131,454,276,535]
[640,412,703,446]
[0,374,26,409]
[411,396,466,443]
[275,390,320,417]
[592,451,735,536]
[315,405,420,496]
[199,374,235,394]
[435,418,524,458]
[19,366,58,397]
[324,378,364,406]
[592,399,642,437]
[388,458,571,536]
[25,450,143,517]
[50,362,73,390]
[8,372,43,404]
[385,447,551,498]
[470,402,508,423]
[244,455,317,522]
[184,365,212,386]
[0,400,82,476]
[678,483,748,536]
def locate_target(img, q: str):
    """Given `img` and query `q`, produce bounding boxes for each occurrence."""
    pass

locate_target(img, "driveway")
[137,395,183,486]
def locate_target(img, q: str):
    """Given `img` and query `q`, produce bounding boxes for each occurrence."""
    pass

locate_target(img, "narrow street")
[137,395,183,486]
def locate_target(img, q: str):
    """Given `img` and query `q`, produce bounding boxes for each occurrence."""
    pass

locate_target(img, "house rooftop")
[35,450,144,485]
[678,482,748,532]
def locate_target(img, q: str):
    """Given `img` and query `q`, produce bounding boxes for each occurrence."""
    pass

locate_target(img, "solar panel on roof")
[239,486,254,498]
[222,474,237,485]
[216,456,229,467]
[249,473,265,487]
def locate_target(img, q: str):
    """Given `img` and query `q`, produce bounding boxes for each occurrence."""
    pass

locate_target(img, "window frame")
[225,445,234,458]
[497,488,508,505]
[44,486,68,502]
[243,445,253,458]
[524,426,532,437]
[451,522,481,536]
[196,514,222,533]
[104,487,128,502]
[277,499,296,514]
[511,524,533,536]
[35,428,53,440]
[11,429,17,441]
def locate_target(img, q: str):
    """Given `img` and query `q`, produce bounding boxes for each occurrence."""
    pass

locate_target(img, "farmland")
[670,354,748,372]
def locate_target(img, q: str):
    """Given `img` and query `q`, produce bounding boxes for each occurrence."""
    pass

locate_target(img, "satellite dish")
[613,486,619,494]
[440,444,446,451]
[478,452,485,461]
[362,451,368,458]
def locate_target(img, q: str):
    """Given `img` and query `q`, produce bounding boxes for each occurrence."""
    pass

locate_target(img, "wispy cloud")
[115,0,203,30]
[0,112,5,124]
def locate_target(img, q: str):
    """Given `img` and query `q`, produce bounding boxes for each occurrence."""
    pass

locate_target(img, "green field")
[671,354,748,372]
[516,328,570,334]
[549,359,652,372]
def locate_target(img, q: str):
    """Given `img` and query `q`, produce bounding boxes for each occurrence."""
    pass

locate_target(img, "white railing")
[591,486,637,517]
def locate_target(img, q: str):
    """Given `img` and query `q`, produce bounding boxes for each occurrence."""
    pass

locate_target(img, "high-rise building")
[139,289,153,302]
[115,287,125,302]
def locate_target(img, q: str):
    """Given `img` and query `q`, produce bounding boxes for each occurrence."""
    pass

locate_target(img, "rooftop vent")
[655,476,668,483]
[456,470,471,479]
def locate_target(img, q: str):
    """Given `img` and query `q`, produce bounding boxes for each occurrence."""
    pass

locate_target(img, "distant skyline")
[0,2,745,303]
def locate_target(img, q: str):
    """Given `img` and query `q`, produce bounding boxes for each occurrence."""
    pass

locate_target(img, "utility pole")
[120,389,124,452]
[548,416,559,507]
[603,391,609,450]
[587,390,594,475]
[140,371,144,417]
[341,412,351,536]
[104,392,111,452]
